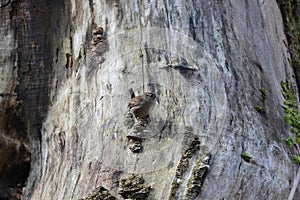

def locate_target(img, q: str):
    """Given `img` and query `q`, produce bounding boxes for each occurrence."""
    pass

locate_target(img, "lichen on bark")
[81,186,116,200]
[169,133,210,200]
[118,174,151,200]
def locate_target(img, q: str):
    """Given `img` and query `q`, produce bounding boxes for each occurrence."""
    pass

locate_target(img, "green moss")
[291,153,300,165]
[285,137,295,148]
[281,81,298,108]
[255,105,265,113]
[281,81,300,165]
[276,1,300,94]
[259,88,267,99]
[241,152,252,163]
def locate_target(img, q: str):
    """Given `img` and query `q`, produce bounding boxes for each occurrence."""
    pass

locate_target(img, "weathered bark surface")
[0,0,299,199]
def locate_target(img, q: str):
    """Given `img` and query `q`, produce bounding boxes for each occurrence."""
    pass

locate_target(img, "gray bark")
[0,0,299,199]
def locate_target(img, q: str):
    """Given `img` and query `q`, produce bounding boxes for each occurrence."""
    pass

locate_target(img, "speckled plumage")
[128,92,156,119]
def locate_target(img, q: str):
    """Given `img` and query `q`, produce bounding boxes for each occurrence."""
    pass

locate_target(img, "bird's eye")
[146,92,156,97]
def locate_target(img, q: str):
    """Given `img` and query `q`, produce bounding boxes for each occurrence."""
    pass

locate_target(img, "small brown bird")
[128,92,156,119]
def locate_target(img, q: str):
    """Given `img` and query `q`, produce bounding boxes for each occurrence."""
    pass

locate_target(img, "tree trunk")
[0,0,299,199]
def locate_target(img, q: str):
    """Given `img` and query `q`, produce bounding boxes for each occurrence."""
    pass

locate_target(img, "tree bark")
[0,0,299,199]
